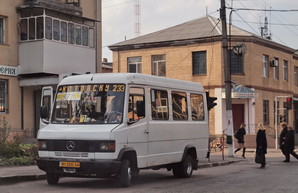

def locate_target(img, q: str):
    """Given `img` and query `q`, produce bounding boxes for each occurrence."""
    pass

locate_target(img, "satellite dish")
[233,42,247,55]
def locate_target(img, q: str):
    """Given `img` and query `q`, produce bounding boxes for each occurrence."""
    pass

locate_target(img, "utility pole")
[220,0,234,156]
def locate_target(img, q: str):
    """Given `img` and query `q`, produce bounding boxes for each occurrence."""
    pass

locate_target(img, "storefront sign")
[0,65,18,76]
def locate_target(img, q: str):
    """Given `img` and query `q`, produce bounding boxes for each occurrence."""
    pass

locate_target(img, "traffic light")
[206,92,217,111]
[285,97,292,110]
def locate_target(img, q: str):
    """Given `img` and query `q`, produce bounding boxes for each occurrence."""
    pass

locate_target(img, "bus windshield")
[51,84,125,124]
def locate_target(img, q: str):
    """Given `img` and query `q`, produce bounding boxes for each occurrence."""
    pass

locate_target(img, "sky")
[102,0,298,62]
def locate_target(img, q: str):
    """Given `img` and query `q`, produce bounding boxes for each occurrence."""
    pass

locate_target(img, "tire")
[46,173,60,185]
[173,155,194,178]
[119,159,132,187]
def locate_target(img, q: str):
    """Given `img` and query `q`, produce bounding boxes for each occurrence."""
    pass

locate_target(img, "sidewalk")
[0,148,281,185]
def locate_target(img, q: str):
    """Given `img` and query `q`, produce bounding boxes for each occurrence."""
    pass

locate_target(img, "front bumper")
[37,158,121,178]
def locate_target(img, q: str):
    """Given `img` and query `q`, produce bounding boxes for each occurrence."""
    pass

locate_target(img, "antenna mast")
[134,0,141,37]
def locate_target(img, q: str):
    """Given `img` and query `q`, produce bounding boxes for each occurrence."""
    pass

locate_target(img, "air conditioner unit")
[270,59,278,67]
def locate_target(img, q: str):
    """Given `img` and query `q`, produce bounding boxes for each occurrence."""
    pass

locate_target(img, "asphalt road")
[0,153,297,193]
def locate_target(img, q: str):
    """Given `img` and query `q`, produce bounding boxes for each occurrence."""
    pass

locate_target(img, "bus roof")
[59,73,205,92]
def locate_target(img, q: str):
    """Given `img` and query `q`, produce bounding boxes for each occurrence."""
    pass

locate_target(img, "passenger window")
[151,89,169,120]
[191,94,205,121]
[172,92,188,120]
[128,87,145,121]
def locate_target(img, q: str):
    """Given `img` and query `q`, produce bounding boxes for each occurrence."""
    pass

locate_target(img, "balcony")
[18,1,96,76]
[19,40,95,75]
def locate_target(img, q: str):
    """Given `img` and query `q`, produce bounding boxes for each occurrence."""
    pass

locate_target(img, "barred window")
[0,80,8,113]
[230,50,244,74]
[192,51,206,75]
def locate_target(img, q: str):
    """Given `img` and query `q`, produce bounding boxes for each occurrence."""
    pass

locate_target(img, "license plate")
[59,161,80,168]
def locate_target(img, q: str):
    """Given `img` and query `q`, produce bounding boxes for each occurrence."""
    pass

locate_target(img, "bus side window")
[191,94,205,121]
[128,87,145,121]
[151,89,169,120]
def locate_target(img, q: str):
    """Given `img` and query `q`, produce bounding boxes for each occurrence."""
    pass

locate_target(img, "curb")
[0,174,46,185]
[198,160,242,169]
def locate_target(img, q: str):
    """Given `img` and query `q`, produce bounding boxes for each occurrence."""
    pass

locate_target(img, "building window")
[191,94,205,121]
[263,100,269,125]
[151,89,168,120]
[273,58,279,80]
[45,17,52,40]
[75,25,81,45]
[192,51,207,75]
[295,67,298,86]
[283,60,288,81]
[128,57,142,73]
[0,17,5,44]
[36,17,44,39]
[0,80,8,113]
[263,55,269,78]
[152,55,166,76]
[172,92,188,120]
[68,23,75,44]
[230,50,243,74]
[53,19,60,41]
[61,21,67,42]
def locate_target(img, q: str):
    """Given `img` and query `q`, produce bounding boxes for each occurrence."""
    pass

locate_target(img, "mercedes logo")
[66,141,75,151]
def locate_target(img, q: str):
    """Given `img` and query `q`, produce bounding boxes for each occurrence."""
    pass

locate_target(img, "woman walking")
[283,126,298,162]
[256,123,267,168]
[234,123,246,158]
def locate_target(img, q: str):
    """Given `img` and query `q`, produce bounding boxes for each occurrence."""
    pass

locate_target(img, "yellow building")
[0,0,102,140]
[109,16,298,142]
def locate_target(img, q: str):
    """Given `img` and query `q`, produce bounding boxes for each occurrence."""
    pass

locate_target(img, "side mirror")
[136,101,145,117]
[40,105,49,119]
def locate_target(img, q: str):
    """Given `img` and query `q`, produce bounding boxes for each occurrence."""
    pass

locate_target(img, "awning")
[222,85,258,99]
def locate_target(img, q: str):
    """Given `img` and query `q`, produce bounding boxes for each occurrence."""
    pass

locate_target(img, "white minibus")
[37,73,209,187]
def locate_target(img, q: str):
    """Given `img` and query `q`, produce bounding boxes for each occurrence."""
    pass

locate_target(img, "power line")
[227,7,298,12]
[232,19,298,27]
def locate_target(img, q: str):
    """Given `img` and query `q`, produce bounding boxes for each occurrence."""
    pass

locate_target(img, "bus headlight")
[99,141,115,152]
[38,141,47,150]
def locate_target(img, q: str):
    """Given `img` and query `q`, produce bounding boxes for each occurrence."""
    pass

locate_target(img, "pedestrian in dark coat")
[256,123,267,168]
[279,122,288,159]
[234,123,246,158]
[283,126,298,162]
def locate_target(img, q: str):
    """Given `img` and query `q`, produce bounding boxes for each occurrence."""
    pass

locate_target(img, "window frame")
[192,51,207,75]
[273,57,279,80]
[0,16,5,44]
[283,60,288,81]
[262,55,269,78]
[230,50,244,74]
[295,66,298,87]
[0,79,8,114]
[152,55,166,76]
[127,57,142,73]
[263,100,269,125]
